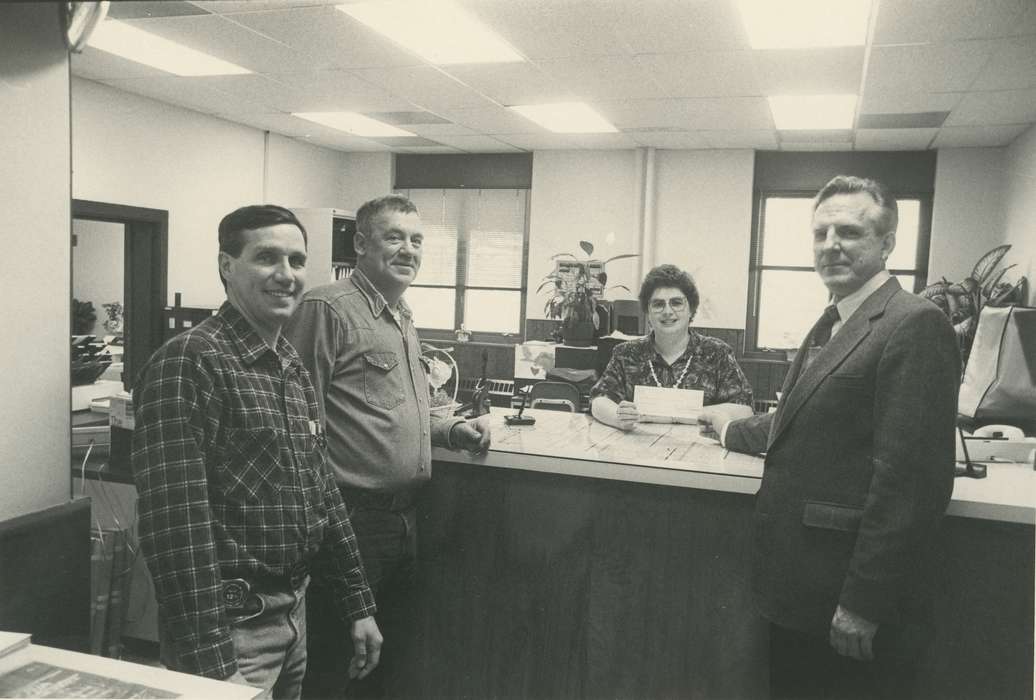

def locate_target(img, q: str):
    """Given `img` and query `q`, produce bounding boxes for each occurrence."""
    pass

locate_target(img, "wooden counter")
[410,409,1033,700]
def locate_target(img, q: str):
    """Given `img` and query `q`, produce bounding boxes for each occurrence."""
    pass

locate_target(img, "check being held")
[634,385,705,424]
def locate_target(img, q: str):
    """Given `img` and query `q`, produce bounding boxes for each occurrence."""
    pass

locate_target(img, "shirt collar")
[219,301,299,368]
[351,267,413,321]
[647,328,701,363]
[833,269,891,325]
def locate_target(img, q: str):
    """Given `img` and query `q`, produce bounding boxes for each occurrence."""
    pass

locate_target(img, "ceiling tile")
[701,130,779,149]
[971,37,1036,91]
[396,145,465,154]
[464,0,634,60]
[424,134,521,152]
[933,124,1029,147]
[368,136,441,147]
[227,6,421,71]
[366,111,451,125]
[753,47,864,95]
[858,91,963,115]
[857,112,949,128]
[780,141,855,151]
[108,1,210,19]
[222,111,393,151]
[97,76,272,117]
[354,65,498,112]
[627,130,709,149]
[491,133,577,150]
[404,122,480,137]
[597,97,773,130]
[634,51,759,98]
[122,15,315,74]
[854,128,938,150]
[204,71,414,113]
[778,130,853,143]
[536,55,669,100]
[441,63,572,105]
[613,0,749,53]
[72,47,170,80]
[865,42,997,94]
[945,88,1036,125]
[563,133,641,150]
[873,0,1030,43]
[436,106,547,134]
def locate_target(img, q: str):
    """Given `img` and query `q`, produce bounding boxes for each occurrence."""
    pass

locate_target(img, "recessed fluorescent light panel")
[510,103,617,133]
[736,0,871,49]
[89,20,250,76]
[337,1,522,65]
[768,95,858,130]
[293,112,416,138]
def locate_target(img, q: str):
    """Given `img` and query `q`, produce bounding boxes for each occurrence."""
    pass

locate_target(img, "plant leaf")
[601,253,639,264]
[971,244,1011,284]
[982,264,1015,299]
[579,241,594,257]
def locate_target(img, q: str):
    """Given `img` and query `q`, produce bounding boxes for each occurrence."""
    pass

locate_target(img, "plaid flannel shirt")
[132,302,375,680]
[590,330,754,406]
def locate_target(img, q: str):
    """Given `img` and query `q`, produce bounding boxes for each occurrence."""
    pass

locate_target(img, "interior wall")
[72,219,124,335]
[72,77,374,309]
[0,3,72,519]
[526,150,641,320]
[929,148,1006,284]
[654,150,755,328]
[1001,126,1036,305]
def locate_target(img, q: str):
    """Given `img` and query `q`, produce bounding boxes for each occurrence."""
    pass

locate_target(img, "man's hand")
[698,403,753,441]
[451,416,492,455]
[830,604,878,661]
[615,400,640,431]
[348,616,383,680]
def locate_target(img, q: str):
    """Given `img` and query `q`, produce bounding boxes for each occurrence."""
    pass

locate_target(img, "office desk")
[414,409,1033,700]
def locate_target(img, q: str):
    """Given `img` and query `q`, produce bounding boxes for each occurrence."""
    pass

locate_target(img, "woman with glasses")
[590,264,754,431]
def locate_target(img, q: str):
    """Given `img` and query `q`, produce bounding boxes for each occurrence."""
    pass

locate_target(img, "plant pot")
[562,317,595,347]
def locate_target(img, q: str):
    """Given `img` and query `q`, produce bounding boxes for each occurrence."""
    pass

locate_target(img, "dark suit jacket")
[726,278,960,636]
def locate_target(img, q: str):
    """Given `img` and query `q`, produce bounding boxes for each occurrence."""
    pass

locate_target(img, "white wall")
[526,150,641,317]
[1001,126,1036,305]
[929,148,1006,283]
[72,78,376,308]
[0,4,72,518]
[654,150,755,328]
[72,219,124,335]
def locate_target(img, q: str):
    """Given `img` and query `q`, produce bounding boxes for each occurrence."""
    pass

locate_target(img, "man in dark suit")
[701,175,960,700]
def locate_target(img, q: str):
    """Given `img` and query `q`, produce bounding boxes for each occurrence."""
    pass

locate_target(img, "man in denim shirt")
[286,194,491,698]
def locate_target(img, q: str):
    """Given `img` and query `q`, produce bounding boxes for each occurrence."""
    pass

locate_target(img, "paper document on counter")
[634,385,704,424]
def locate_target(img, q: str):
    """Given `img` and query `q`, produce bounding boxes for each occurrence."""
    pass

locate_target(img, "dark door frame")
[72,199,168,390]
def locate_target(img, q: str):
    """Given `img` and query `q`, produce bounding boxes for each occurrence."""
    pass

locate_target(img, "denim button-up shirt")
[285,269,463,492]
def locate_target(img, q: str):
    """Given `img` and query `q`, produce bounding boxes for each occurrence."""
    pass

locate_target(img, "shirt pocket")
[802,500,863,532]
[218,427,284,501]
[363,351,405,410]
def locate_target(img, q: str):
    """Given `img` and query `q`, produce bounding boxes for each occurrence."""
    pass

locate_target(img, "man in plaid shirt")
[132,205,381,699]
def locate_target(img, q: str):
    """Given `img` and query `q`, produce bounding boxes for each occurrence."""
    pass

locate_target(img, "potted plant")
[538,241,637,347]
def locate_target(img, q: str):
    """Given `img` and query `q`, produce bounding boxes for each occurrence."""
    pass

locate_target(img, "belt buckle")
[222,578,251,609]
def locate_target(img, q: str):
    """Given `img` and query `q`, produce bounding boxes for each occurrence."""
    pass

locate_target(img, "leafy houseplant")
[921,244,1028,367]
[72,298,97,335]
[538,240,637,346]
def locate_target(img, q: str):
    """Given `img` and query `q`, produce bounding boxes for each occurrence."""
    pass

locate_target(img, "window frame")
[743,188,933,357]
[398,187,532,343]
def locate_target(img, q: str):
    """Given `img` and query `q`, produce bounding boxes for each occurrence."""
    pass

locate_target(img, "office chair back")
[528,381,582,412]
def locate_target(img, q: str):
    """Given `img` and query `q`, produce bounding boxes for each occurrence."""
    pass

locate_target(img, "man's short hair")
[356,194,419,236]
[813,175,898,236]
[217,205,307,288]
[638,264,700,320]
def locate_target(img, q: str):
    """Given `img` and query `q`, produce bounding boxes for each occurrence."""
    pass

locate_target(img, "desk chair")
[528,381,582,412]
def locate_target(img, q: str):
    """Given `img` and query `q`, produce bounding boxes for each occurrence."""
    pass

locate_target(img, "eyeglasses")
[648,297,688,313]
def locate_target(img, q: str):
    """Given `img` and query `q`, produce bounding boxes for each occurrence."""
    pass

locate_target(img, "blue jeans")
[161,577,309,700]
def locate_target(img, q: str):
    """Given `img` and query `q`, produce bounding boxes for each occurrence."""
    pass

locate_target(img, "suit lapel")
[767,278,901,450]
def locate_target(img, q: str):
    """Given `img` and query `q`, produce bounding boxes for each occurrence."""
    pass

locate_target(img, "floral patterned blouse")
[590,330,753,407]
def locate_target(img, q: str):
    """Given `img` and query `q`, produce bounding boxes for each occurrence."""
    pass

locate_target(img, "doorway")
[71,200,167,391]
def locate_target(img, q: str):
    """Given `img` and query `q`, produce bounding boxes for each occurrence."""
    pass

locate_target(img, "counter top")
[433,408,1036,525]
